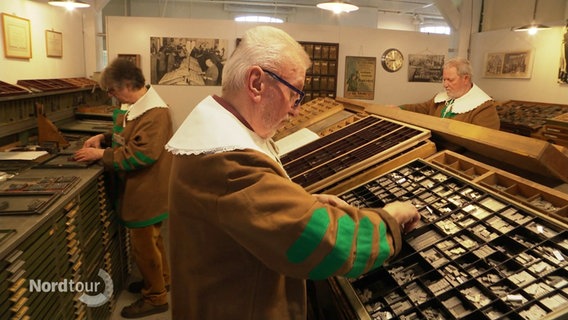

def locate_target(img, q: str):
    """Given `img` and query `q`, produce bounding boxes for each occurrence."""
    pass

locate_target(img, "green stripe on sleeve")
[372,221,390,269]
[344,217,374,278]
[286,208,330,264]
[134,151,156,165]
[308,215,355,280]
[121,159,133,170]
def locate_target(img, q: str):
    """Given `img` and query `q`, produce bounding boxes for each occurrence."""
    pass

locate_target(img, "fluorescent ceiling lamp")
[514,23,549,35]
[317,1,359,14]
[48,0,90,9]
[513,0,549,34]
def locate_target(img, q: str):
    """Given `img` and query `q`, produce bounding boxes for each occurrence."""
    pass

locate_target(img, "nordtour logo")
[29,269,113,307]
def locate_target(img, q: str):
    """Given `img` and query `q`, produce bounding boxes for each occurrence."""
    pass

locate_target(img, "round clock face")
[381,48,404,72]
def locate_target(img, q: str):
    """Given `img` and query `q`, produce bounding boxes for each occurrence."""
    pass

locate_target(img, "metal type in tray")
[0,192,61,215]
[0,176,79,194]
[334,159,568,320]
[34,154,95,169]
[280,115,430,193]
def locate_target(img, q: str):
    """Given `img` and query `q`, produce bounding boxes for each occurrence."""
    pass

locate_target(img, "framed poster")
[117,54,141,68]
[344,56,376,100]
[45,30,62,57]
[483,50,533,79]
[407,54,445,82]
[1,13,32,59]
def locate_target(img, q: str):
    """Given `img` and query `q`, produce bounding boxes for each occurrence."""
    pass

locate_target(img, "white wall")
[106,16,449,130]
[0,1,88,83]
[471,27,568,104]
[3,1,567,132]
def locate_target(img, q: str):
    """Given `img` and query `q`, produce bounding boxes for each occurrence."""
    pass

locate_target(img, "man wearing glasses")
[166,26,420,319]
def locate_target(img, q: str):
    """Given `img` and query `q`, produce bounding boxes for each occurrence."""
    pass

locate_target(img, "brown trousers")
[129,222,170,305]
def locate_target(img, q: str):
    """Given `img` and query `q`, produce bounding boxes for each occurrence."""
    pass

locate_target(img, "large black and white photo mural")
[150,37,228,86]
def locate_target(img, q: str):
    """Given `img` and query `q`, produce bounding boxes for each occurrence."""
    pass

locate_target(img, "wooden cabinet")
[301,42,339,103]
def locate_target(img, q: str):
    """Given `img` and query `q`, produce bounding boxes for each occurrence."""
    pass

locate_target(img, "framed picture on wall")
[344,56,376,100]
[117,54,141,68]
[483,50,533,79]
[407,54,444,82]
[1,13,32,59]
[45,30,62,57]
[558,22,568,84]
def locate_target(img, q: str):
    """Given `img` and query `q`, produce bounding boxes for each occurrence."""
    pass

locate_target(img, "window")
[420,26,451,35]
[234,16,284,23]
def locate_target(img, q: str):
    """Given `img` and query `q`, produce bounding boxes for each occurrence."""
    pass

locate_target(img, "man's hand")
[382,201,420,234]
[74,147,104,162]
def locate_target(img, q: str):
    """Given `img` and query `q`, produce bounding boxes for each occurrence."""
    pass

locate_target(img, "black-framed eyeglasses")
[262,69,305,107]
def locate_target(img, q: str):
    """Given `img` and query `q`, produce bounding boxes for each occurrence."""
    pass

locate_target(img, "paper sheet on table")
[275,128,320,156]
[0,151,49,160]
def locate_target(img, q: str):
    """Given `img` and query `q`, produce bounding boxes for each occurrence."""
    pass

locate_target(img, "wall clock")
[381,48,404,72]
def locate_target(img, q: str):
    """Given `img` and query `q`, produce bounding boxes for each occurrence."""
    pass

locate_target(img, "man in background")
[393,57,500,129]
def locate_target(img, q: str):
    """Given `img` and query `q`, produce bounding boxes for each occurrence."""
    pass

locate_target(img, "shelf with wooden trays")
[17,79,78,92]
[496,100,568,139]
[273,97,345,141]
[0,80,30,97]
[281,114,431,193]
[60,77,99,88]
[301,41,339,103]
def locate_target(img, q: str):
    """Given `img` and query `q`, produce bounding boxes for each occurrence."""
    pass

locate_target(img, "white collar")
[434,84,492,114]
[165,96,281,165]
[122,86,169,121]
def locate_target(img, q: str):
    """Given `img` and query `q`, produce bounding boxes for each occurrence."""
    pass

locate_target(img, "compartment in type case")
[529,240,568,268]
[525,217,562,240]
[351,267,399,304]
[439,288,478,318]
[386,254,432,286]
[459,278,498,309]
[405,224,445,251]
[429,151,491,180]
[479,172,568,219]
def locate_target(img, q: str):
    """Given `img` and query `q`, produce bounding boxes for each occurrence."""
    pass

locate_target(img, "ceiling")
[64,0,445,19]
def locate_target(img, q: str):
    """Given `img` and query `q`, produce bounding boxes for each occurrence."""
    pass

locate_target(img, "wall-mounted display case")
[301,41,339,103]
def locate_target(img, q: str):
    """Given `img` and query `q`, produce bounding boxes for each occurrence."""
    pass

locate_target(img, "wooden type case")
[332,159,568,320]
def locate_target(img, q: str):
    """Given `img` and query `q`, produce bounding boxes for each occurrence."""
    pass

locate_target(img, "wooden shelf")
[300,41,339,103]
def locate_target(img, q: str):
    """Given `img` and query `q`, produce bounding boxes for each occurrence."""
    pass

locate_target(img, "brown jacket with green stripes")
[168,149,404,319]
[101,107,172,227]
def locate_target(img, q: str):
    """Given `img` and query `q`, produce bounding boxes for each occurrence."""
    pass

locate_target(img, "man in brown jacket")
[166,26,420,319]
[396,57,500,130]
[74,58,172,318]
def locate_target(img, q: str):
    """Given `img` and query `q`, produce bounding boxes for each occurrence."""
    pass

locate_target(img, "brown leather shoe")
[127,281,170,294]
[120,298,168,318]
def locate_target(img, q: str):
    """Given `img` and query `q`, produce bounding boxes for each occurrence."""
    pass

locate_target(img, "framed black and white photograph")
[407,54,444,82]
[483,50,533,79]
[150,37,228,86]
